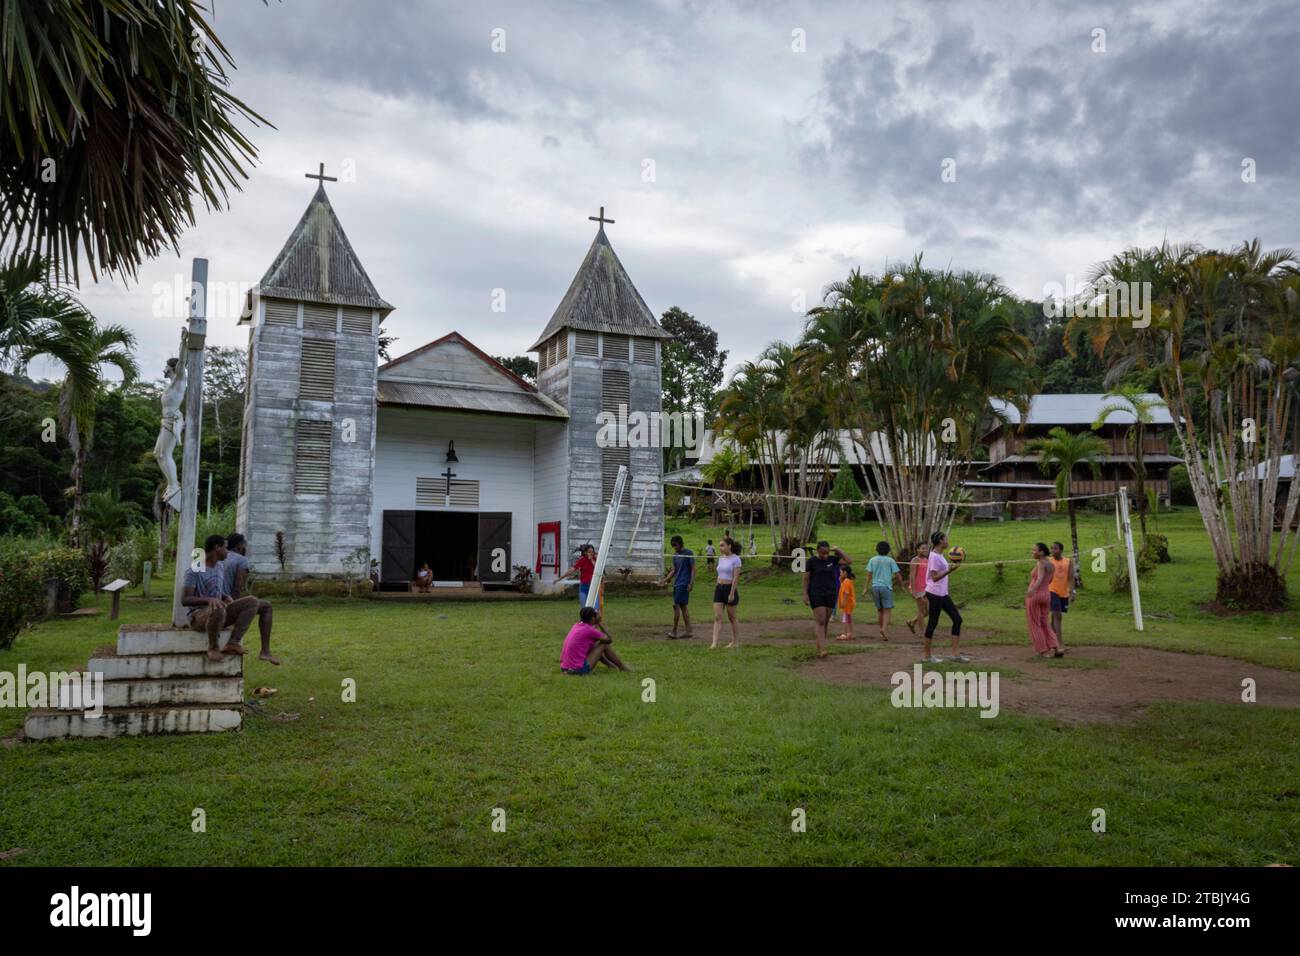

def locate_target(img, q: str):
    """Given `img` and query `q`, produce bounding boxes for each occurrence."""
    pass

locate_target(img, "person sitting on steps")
[221,532,280,665]
[182,534,260,664]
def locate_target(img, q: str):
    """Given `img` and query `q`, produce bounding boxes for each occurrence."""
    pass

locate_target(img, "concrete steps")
[23,625,244,741]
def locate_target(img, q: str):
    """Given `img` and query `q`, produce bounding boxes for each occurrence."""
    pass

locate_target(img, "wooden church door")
[476,513,511,585]
[380,510,415,584]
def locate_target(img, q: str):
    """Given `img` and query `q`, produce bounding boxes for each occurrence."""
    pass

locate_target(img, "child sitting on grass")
[836,566,857,641]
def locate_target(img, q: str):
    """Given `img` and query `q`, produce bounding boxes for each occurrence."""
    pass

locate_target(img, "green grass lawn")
[0,509,1296,866]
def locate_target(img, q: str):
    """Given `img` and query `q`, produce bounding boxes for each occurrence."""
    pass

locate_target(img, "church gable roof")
[258,184,393,313]
[378,332,567,420]
[528,227,670,351]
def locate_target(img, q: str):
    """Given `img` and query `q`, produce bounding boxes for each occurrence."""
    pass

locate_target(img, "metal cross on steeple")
[588,206,615,230]
[305,162,338,184]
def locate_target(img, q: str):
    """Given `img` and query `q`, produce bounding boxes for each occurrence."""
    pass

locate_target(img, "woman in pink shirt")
[923,530,966,664]
[560,607,630,675]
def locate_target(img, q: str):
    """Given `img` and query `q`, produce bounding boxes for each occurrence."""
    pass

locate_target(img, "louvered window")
[575,331,598,356]
[264,300,297,326]
[601,368,631,501]
[603,334,629,361]
[546,339,556,368]
[303,304,337,331]
[633,337,656,364]
[557,333,569,360]
[293,420,332,494]
[416,477,481,508]
[300,338,336,400]
[539,344,550,372]
[341,307,372,334]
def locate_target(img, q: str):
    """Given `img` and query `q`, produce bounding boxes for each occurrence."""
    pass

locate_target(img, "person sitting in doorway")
[414,563,432,593]
[221,532,280,665]
[182,534,259,664]
[560,606,631,675]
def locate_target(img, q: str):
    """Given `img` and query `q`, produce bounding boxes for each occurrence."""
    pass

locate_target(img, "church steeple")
[528,209,669,352]
[257,181,393,314]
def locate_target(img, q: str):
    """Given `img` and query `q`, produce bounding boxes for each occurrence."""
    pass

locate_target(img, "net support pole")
[587,465,628,608]
[1118,489,1144,631]
[171,258,208,627]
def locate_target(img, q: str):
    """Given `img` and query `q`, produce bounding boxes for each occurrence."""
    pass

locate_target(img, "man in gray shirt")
[221,532,279,665]
[183,535,259,663]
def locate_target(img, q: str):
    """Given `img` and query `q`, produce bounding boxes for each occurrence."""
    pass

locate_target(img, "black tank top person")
[807,555,840,597]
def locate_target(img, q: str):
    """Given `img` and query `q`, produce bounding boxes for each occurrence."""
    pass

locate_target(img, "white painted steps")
[23,625,245,741]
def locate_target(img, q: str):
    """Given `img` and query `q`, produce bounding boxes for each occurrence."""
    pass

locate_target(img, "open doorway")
[415,511,478,582]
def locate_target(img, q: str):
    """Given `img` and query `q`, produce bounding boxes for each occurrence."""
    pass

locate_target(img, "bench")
[102,578,131,620]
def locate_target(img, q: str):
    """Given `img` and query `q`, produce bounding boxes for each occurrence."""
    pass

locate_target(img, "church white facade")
[234,184,667,587]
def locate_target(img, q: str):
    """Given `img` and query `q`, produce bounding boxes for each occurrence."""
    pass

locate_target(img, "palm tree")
[1081,240,1300,608]
[1093,385,1167,541]
[700,444,747,526]
[805,258,1034,559]
[1026,427,1107,587]
[22,321,139,546]
[1,1,265,280]
[0,254,95,379]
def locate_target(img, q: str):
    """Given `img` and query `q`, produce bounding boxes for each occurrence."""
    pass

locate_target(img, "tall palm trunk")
[1067,491,1083,589]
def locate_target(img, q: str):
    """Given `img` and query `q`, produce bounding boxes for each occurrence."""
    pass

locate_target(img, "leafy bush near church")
[824,467,864,525]
[0,542,89,649]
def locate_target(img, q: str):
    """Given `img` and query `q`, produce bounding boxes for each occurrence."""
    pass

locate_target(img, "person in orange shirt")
[1048,541,1074,648]
[836,566,857,641]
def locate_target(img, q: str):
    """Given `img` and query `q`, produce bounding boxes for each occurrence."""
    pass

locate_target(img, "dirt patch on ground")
[627,617,1300,725]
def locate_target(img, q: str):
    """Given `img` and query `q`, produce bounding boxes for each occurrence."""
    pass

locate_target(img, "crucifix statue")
[305,162,338,184]
[588,205,615,230]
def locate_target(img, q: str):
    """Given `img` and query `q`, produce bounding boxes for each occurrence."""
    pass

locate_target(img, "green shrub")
[1169,465,1194,506]
[0,542,88,649]
[824,468,864,524]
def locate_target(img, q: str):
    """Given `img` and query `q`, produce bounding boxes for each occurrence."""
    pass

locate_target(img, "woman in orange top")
[1048,541,1074,649]
[837,566,857,641]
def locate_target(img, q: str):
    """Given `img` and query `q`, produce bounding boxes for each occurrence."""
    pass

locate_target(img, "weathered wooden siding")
[564,334,663,577]
[532,418,568,579]
[370,407,536,575]
[238,297,377,576]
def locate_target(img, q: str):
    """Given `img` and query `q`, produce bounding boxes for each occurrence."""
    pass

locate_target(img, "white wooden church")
[234,182,667,587]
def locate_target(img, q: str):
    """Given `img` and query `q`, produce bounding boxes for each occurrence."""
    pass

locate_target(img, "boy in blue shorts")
[658,535,696,639]
[865,540,903,641]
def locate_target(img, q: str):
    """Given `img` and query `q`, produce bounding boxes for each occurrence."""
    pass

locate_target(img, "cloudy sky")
[54,0,1300,384]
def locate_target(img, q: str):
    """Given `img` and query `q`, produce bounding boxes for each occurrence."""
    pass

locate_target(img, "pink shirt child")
[926,550,950,598]
[561,621,603,670]
[910,556,929,596]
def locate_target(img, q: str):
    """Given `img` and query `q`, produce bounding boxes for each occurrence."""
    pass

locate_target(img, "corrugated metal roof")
[257,184,394,313]
[1243,454,1296,481]
[528,227,670,351]
[989,393,1173,426]
[377,380,568,419]
[991,453,1184,465]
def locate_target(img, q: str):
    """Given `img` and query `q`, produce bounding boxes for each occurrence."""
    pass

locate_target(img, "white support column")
[587,465,628,607]
[171,259,209,627]
[1118,489,1144,632]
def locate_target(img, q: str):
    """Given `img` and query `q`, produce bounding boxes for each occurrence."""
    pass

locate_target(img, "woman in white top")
[711,536,742,649]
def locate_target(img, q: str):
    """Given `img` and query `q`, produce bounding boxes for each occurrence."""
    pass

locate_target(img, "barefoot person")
[560,606,631,674]
[1048,541,1074,650]
[865,541,903,641]
[922,531,966,664]
[658,535,696,639]
[906,542,930,636]
[804,541,850,658]
[221,533,280,665]
[711,536,741,649]
[182,534,259,664]
[1026,542,1065,658]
